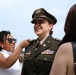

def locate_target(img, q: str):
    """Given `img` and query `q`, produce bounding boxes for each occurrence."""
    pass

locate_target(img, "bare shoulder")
[53,42,73,67]
[59,42,74,75]
[50,42,73,75]
[56,42,72,57]
[59,42,72,52]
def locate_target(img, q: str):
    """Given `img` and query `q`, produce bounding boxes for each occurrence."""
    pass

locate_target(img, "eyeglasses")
[6,38,17,43]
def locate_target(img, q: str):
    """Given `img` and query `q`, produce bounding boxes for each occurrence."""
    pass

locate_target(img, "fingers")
[21,39,30,48]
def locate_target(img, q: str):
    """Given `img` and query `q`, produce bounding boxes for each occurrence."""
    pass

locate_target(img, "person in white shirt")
[0,30,30,75]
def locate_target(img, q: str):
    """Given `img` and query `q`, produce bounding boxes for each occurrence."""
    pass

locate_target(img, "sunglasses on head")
[6,38,17,43]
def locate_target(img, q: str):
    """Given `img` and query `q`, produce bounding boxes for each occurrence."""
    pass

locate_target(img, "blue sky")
[0,0,76,46]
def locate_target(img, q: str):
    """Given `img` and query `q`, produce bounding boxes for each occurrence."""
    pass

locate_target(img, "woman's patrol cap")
[31,8,57,25]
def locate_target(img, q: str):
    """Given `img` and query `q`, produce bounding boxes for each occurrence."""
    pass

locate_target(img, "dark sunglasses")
[6,38,17,43]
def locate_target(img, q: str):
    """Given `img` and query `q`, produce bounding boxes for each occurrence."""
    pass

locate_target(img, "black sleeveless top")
[71,41,76,75]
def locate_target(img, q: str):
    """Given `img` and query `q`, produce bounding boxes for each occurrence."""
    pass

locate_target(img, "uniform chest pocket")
[36,54,54,62]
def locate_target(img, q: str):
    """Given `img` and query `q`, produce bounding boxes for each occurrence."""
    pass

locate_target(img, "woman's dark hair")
[59,4,76,46]
[50,31,53,35]
[0,30,11,51]
[48,21,53,35]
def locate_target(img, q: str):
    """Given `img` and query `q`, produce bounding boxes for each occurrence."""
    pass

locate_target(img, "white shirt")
[0,50,21,75]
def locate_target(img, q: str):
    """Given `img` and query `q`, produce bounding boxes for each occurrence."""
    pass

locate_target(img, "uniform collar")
[37,34,50,45]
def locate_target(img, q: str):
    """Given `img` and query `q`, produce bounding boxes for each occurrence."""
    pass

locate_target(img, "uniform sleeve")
[21,61,28,75]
